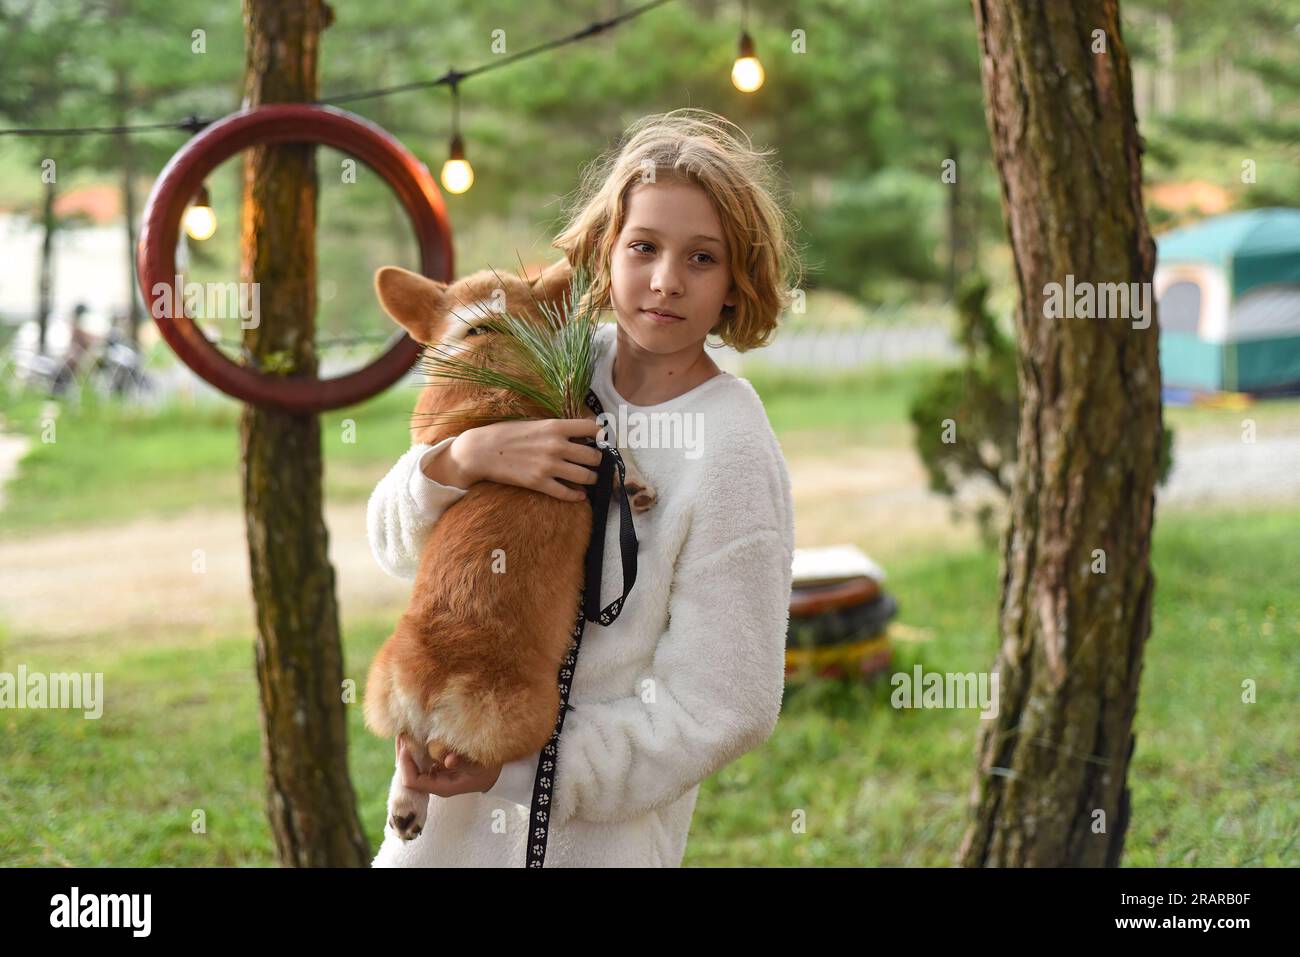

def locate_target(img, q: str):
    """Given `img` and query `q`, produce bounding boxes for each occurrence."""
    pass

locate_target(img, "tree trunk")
[239,0,368,867]
[959,0,1163,867]
[946,140,962,299]
[37,176,56,356]
[114,64,141,348]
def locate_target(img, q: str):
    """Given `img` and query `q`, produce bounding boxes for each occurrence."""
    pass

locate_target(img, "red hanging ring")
[136,103,453,413]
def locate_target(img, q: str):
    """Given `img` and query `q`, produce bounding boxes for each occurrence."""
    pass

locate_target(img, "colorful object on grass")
[786,545,896,681]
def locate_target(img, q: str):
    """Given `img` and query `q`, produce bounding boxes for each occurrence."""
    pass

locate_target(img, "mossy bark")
[959,0,1163,866]
[239,0,368,867]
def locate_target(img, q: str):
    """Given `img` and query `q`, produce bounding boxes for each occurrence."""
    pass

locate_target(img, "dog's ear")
[529,257,574,306]
[374,266,451,343]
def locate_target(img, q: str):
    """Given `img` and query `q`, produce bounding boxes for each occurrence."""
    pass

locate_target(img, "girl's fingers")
[543,478,590,503]
[555,418,603,438]
[398,750,420,788]
[564,443,605,467]
[557,461,600,485]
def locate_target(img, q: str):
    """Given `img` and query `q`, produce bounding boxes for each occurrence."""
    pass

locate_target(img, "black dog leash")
[525,388,638,867]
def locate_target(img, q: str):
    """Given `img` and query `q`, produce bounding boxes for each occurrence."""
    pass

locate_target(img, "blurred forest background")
[3,0,1299,345]
[1,1,1298,867]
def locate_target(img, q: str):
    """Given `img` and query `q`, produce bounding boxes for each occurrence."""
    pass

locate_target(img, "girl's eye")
[466,325,490,337]
[630,241,716,264]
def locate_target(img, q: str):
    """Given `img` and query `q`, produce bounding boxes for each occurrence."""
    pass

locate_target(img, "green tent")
[1155,208,1300,392]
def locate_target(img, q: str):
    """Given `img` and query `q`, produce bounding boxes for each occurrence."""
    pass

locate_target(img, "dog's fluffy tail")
[364,642,558,766]
[363,640,400,738]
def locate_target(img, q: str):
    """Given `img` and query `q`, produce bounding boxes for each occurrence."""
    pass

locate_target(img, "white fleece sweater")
[366,322,795,867]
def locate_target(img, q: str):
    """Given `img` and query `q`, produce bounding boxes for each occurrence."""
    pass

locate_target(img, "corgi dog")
[364,258,657,840]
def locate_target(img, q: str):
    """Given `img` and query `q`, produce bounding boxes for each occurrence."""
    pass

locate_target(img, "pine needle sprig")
[410,256,601,431]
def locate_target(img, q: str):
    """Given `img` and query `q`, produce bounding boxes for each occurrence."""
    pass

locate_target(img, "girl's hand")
[396,737,502,797]
[452,418,606,503]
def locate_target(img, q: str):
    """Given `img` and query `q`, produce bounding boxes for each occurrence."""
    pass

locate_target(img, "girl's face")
[608,179,737,355]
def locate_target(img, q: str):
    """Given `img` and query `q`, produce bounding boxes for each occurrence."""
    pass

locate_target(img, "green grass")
[0,364,925,535]
[2,504,1295,867]
[0,381,430,535]
[687,504,1300,867]
[745,361,928,444]
[9,357,1289,539]
[0,617,396,866]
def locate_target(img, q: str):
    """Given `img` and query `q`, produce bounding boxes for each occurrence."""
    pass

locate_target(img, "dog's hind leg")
[387,732,436,841]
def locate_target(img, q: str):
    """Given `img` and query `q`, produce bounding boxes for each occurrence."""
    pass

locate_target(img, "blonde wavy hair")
[551,108,803,352]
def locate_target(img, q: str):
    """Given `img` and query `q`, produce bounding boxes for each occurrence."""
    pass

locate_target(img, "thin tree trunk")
[946,140,962,298]
[959,0,1163,867]
[37,176,56,356]
[239,0,367,867]
[114,64,141,348]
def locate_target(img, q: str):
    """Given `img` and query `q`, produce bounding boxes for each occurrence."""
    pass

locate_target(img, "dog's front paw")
[387,784,430,841]
[389,810,423,841]
[621,478,658,513]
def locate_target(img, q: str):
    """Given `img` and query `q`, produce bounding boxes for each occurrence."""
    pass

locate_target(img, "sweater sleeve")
[484,747,542,807]
[366,437,470,581]
[547,523,794,827]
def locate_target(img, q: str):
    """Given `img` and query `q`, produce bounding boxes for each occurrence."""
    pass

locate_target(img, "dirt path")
[0,454,978,656]
[2,429,1295,658]
[1158,430,1300,506]
[0,501,412,657]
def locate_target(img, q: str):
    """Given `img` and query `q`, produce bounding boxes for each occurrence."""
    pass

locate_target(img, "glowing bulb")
[183,205,216,241]
[441,158,474,194]
[731,31,764,93]
[731,56,764,92]
[440,133,474,194]
[184,184,216,241]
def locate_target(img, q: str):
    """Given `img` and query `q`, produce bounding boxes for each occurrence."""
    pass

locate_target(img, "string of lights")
[1,0,768,239]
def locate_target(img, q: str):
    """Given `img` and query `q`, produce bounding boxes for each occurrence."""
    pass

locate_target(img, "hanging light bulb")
[731,1,764,94]
[731,30,765,93]
[183,183,217,241]
[439,76,474,194]
[441,133,474,194]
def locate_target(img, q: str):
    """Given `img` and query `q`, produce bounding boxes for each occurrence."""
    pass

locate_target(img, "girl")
[367,108,802,867]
